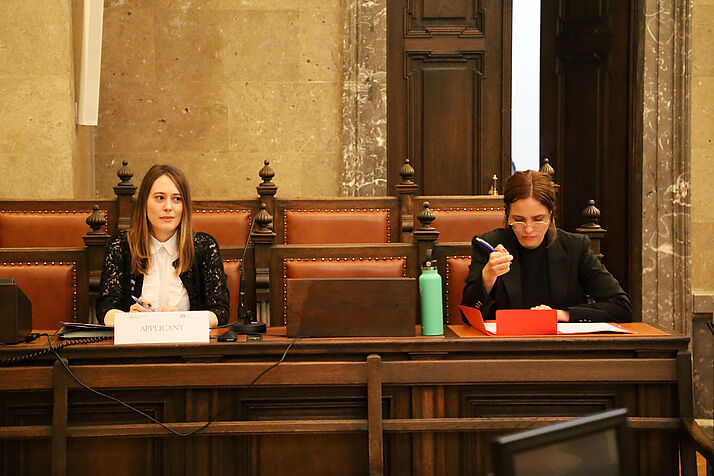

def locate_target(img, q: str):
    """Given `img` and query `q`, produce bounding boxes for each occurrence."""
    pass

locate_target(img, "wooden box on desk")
[0,278,31,344]
[286,278,418,337]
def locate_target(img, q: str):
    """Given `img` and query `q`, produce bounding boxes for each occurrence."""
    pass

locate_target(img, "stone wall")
[95,0,344,199]
[0,0,76,198]
[691,0,714,294]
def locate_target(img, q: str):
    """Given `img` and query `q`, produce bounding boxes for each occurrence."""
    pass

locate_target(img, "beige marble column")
[640,0,692,335]
[340,0,387,196]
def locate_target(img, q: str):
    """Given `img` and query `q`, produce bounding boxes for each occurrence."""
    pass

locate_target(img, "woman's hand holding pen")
[130,296,153,313]
[481,244,513,294]
[130,296,179,313]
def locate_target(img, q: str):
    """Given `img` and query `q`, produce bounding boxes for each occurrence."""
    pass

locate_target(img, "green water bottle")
[419,251,444,336]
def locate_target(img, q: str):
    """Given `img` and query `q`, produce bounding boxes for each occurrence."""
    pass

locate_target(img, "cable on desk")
[47,336,298,437]
[0,334,112,366]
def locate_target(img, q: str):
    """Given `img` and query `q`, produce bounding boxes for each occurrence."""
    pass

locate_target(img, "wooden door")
[387,0,512,196]
[540,0,634,294]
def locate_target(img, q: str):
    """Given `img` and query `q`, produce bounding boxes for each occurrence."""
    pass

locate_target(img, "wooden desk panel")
[0,324,690,476]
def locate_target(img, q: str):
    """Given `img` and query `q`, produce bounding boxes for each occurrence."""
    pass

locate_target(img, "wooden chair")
[0,249,89,329]
[269,243,418,327]
[414,196,505,243]
[432,243,473,325]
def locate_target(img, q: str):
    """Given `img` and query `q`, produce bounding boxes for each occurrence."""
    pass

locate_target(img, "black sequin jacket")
[96,231,230,325]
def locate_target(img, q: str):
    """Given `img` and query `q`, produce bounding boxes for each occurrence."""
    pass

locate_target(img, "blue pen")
[131,295,154,312]
[474,237,497,253]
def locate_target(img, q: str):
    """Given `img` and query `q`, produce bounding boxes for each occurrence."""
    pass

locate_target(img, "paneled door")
[387,0,512,195]
[540,0,634,295]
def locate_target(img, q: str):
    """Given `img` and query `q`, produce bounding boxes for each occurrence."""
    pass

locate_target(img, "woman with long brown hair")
[97,164,229,327]
[461,170,631,323]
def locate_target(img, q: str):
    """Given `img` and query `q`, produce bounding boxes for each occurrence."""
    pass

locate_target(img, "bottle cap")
[422,249,437,269]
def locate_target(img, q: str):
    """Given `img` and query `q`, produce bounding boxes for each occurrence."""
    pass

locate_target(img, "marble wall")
[641,0,692,334]
[691,0,714,293]
[94,0,344,199]
[340,0,387,196]
[0,0,76,198]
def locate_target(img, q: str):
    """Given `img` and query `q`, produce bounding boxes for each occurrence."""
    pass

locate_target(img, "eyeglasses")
[508,220,550,233]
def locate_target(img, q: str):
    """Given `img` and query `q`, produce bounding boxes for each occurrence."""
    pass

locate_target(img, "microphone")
[218,212,267,342]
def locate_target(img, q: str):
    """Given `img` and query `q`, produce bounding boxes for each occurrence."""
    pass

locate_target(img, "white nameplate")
[114,311,210,345]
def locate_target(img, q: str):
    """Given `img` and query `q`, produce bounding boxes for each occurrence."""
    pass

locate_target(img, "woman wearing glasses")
[461,170,632,323]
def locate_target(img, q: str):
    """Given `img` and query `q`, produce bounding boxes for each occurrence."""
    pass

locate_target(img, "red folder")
[459,305,557,335]
[458,305,493,335]
[495,309,557,335]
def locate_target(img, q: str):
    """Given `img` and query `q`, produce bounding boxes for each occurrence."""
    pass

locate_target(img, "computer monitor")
[492,408,635,476]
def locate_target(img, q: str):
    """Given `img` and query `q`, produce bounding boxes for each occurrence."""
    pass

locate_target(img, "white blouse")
[141,232,190,311]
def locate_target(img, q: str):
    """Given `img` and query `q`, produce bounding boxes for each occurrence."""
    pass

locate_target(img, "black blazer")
[461,228,632,323]
[96,231,230,325]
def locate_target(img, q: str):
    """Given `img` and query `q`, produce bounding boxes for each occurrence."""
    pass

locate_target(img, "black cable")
[0,334,111,366]
[47,336,298,437]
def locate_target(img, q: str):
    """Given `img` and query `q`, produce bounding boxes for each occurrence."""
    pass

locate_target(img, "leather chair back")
[0,211,100,248]
[444,256,471,324]
[223,259,242,323]
[0,262,78,329]
[283,209,391,244]
[431,209,505,242]
[192,210,251,247]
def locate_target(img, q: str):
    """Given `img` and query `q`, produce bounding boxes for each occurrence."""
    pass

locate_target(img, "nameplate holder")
[114,311,210,345]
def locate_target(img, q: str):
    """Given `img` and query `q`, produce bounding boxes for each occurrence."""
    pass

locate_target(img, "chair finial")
[540,158,555,177]
[86,204,107,234]
[417,202,436,229]
[581,199,601,228]
[399,158,415,185]
[116,160,134,186]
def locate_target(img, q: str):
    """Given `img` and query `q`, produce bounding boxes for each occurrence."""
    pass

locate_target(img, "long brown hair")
[128,164,194,274]
[503,170,557,239]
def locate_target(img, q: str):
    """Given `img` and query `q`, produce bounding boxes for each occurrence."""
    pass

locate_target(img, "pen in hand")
[475,237,498,253]
[131,295,154,312]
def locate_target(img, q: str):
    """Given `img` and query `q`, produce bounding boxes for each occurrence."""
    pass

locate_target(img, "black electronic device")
[492,408,634,476]
[56,322,114,340]
[0,278,32,344]
[218,215,266,342]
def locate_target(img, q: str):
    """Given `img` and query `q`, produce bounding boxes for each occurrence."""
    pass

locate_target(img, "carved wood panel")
[236,388,387,476]
[406,0,485,36]
[406,53,485,195]
[0,390,184,476]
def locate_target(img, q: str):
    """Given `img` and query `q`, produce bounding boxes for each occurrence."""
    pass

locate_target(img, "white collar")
[149,231,179,258]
